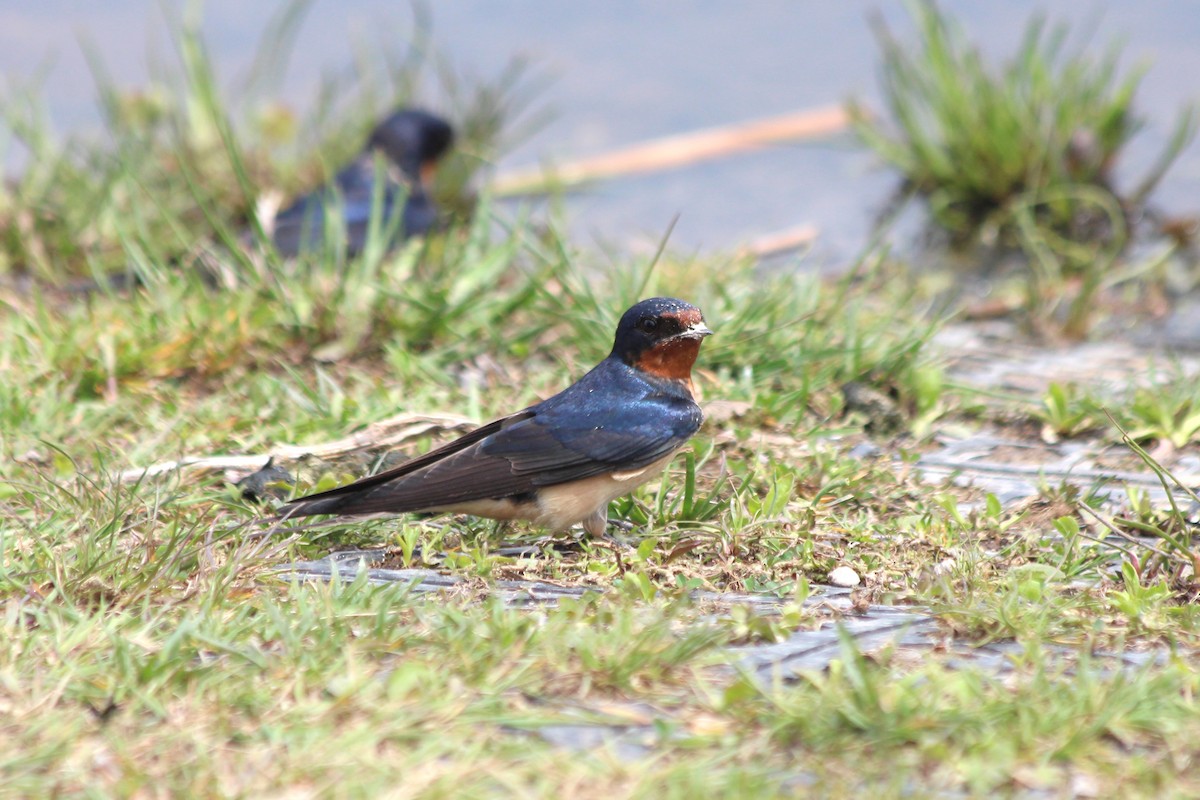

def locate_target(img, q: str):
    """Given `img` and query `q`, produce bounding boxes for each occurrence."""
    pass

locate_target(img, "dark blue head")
[610,297,712,379]
[366,109,455,179]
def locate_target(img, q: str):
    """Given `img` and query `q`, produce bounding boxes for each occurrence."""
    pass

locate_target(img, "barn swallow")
[280,297,713,536]
[56,110,454,295]
[269,108,455,258]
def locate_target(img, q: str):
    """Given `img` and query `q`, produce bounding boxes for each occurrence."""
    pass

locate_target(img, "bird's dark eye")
[638,317,659,333]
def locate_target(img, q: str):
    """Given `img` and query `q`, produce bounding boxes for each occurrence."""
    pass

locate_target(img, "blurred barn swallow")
[57,110,454,295]
[270,108,454,258]
[280,297,713,536]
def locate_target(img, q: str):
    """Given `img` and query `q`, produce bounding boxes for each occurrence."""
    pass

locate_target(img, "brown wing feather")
[293,444,541,517]
[281,410,534,514]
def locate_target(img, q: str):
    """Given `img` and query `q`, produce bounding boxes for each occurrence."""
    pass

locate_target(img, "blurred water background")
[2,1,1197,259]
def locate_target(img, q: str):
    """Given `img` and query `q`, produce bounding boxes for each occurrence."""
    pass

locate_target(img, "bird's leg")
[582,506,635,551]
[582,508,635,535]
[582,508,608,538]
[580,511,627,574]
[486,519,514,547]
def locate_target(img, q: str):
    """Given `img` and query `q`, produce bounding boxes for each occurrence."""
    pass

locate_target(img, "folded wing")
[281,377,701,518]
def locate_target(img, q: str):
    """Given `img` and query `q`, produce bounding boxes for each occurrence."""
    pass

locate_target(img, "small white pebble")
[828,566,861,588]
[933,557,956,577]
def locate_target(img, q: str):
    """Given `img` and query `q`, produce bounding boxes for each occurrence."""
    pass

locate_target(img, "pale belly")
[436,452,677,532]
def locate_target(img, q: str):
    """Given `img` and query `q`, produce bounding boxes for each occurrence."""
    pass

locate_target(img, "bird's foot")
[589,534,630,575]
[597,529,636,550]
[542,535,589,554]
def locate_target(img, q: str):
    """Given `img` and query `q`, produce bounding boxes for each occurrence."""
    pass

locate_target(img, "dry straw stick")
[492,105,850,195]
[742,224,821,259]
[118,412,474,483]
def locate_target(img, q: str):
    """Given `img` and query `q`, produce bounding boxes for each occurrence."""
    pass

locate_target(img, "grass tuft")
[854,1,1197,335]
[855,1,1194,245]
